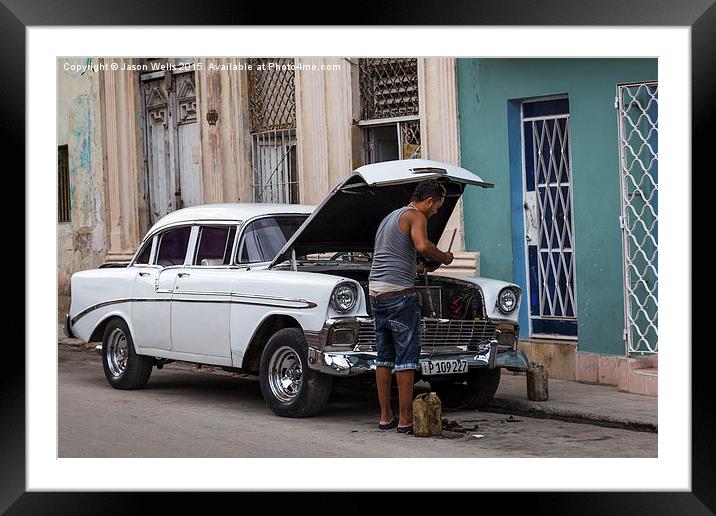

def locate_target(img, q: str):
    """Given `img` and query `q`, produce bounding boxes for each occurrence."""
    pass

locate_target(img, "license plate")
[420,359,469,375]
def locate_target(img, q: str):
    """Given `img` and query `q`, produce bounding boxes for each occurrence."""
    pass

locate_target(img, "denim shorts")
[370,291,421,371]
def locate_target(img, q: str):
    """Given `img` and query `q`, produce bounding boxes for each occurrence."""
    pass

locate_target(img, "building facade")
[57,57,474,316]
[456,58,658,393]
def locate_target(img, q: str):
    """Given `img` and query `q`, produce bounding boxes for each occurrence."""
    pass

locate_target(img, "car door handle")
[138,272,150,277]
[177,272,191,278]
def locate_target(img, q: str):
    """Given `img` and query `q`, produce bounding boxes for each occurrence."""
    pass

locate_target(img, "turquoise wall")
[457,59,657,355]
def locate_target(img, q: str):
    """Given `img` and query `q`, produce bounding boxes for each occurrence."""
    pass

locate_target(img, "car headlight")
[331,283,357,313]
[497,288,518,314]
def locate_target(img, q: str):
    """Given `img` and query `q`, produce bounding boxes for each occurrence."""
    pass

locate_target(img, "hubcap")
[268,346,304,403]
[106,328,129,377]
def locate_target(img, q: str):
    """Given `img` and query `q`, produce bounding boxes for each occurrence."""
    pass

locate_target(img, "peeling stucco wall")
[57,58,107,313]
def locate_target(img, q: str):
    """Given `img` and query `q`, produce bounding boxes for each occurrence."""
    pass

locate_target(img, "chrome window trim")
[184,226,200,266]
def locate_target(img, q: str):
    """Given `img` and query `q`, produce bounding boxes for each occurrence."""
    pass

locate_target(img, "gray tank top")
[369,206,418,289]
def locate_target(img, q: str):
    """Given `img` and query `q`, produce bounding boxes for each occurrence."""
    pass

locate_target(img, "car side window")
[134,238,154,265]
[237,216,307,263]
[156,226,192,267]
[194,226,236,266]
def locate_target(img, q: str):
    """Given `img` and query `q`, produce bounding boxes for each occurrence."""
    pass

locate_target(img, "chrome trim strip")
[174,289,237,296]
[70,292,318,325]
[240,291,315,303]
[71,299,135,325]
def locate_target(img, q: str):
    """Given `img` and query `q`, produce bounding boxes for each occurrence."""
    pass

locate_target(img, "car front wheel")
[429,367,501,410]
[259,328,333,417]
[101,318,153,390]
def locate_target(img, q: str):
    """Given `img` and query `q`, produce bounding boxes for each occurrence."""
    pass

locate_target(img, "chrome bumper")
[64,313,75,339]
[306,343,529,377]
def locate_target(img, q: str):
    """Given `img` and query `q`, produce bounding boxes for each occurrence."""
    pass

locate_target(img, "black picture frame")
[6,0,710,513]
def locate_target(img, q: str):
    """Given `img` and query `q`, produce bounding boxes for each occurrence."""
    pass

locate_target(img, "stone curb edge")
[488,397,657,433]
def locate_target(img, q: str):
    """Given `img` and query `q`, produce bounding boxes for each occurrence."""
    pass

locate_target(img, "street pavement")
[58,345,657,458]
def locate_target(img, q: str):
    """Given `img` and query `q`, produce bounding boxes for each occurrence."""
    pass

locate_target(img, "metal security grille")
[247,58,296,133]
[617,82,658,355]
[58,145,70,223]
[251,129,298,204]
[531,115,577,320]
[358,58,419,120]
[247,58,298,203]
[401,119,421,159]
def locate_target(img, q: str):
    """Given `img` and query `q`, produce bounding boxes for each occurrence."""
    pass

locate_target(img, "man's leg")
[376,366,395,424]
[396,369,415,427]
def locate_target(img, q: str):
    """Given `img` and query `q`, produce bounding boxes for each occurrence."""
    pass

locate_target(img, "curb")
[487,396,657,433]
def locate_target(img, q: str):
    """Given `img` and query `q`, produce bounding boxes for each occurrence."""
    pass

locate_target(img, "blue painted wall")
[457,59,657,355]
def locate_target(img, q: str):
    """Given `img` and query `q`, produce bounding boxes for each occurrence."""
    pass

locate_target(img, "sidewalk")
[57,326,657,433]
[488,372,657,432]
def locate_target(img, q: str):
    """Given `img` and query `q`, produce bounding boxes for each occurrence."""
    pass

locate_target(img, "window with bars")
[357,58,421,164]
[247,58,299,203]
[358,58,419,120]
[58,145,71,223]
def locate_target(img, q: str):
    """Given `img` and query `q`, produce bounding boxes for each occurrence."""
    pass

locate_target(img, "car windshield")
[237,215,309,263]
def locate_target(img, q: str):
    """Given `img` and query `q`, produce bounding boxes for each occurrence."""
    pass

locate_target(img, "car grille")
[358,319,496,346]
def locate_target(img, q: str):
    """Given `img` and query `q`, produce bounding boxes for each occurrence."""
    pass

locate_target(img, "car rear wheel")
[101,318,153,390]
[259,328,333,417]
[429,367,501,410]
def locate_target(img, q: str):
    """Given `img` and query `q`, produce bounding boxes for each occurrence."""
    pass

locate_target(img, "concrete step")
[632,367,658,377]
[629,357,655,370]
[618,363,658,396]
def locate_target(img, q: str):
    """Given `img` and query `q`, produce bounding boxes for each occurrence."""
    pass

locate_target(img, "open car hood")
[269,159,493,267]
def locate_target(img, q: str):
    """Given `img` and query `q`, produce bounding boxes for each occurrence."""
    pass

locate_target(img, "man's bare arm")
[407,211,453,265]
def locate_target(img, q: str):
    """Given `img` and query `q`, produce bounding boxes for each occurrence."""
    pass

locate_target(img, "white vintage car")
[66,159,529,417]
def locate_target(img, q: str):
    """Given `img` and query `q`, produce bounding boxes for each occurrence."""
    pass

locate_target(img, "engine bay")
[286,263,485,320]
